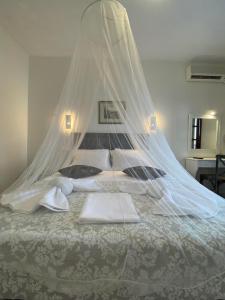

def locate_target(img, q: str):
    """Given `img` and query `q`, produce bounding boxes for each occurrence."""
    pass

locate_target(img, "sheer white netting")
[2,0,225,292]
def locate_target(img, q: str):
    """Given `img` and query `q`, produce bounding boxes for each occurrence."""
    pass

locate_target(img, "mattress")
[0,190,225,300]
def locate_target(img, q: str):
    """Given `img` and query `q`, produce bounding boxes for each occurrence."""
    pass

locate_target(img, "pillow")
[123,166,166,181]
[111,149,149,171]
[72,149,111,170]
[59,165,102,179]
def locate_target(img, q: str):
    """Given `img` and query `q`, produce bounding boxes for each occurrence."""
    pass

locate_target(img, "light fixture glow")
[150,115,157,131]
[65,114,72,129]
[203,110,217,119]
[144,113,162,133]
[61,111,76,134]
[208,110,216,116]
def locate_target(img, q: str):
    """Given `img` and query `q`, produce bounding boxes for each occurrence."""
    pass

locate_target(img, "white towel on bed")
[0,176,73,213]
[1,186,70,213]
[78,193,140,224]
[0,175,103,213]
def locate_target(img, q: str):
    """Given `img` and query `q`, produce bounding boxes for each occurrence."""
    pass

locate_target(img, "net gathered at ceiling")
[2,0,225,293]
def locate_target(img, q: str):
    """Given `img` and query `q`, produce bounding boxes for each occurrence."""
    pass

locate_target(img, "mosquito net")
[2,0,225,295]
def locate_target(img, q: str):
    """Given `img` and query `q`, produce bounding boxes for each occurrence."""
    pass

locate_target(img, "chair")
[215,154,225,194]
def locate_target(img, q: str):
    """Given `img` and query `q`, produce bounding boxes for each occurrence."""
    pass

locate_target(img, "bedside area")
[185,157,216,179]
[185,113,223,192]
[186,157,225,196]
[185,157,217,188]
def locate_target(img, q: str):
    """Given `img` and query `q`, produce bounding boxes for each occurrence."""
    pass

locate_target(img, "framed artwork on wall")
[98,101,126,124]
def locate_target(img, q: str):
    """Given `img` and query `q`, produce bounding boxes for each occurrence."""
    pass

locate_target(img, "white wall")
[28,56,70,162]
[143,61,225,162]
[27,57,225,164]
[0,26,29,192]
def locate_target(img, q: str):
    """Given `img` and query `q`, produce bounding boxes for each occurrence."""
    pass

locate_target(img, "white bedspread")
[1,171,169,213]
[78,193,140,223]
[1,171,213,218]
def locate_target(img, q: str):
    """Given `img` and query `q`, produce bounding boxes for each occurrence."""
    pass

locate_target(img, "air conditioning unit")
[186,64,225,83]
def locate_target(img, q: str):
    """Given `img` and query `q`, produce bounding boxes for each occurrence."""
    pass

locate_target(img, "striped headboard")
[75,133,133,150]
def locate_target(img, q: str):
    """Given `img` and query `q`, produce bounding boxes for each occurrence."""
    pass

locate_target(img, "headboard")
[76,133,133,150]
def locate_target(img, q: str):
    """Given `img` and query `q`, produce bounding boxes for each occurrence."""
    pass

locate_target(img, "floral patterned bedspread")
[0,192,225,300]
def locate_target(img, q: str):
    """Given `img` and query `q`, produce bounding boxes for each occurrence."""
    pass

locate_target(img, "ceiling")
[0,0,225,61]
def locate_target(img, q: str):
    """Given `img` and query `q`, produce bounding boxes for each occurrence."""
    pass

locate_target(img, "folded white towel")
[78,193,140,224]
[0,175,102,214]
[1,176,71,213]
[1,186,46,213]
[1,186,69,213]
[39,186,69,212]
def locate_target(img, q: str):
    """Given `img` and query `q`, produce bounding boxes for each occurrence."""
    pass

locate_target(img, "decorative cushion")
[59,165,102,179]
[123,166,166,181]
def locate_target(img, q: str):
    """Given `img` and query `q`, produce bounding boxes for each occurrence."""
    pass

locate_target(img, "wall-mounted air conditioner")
[186,64,225,83]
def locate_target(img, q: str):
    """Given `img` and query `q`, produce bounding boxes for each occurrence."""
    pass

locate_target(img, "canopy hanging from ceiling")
[2,0,225,292]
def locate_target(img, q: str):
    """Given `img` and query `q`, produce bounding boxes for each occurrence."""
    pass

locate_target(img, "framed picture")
[98,101,126,124]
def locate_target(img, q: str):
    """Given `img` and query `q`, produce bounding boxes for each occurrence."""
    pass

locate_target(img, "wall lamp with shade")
[150,114,157,131]
[65,114,72,130]
[61,111,76,134]
[144,114,158,133]
[204,110,217,119]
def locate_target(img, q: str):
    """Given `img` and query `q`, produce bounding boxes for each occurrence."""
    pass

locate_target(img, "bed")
[1,133,225,300]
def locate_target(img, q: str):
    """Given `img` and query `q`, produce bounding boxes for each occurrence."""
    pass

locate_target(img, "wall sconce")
[65,114,72,130]
[150,115,157,131]
[203,110,217,119]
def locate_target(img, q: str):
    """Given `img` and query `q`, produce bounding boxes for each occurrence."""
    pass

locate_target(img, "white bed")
[1,184,225,299]
[1,136,225,299]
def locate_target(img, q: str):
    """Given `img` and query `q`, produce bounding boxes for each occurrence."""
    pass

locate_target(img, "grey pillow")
[59,165,102,179]
[123,166,166,181]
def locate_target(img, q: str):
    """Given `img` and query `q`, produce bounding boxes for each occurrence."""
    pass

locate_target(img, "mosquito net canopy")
[2,0,225,295]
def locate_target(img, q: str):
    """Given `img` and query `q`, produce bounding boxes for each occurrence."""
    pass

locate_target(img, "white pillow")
[72,149,111,171]
[111,149,148,171]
